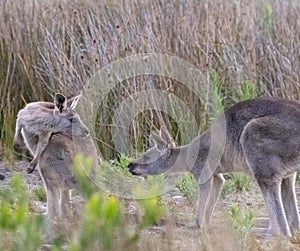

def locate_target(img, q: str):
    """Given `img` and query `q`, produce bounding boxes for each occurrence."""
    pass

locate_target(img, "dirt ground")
[1,161,300,251]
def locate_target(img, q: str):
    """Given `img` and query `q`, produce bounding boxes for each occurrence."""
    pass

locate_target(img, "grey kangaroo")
[128,97,300,237]
[14,94,97,220]
[13,93,88,173]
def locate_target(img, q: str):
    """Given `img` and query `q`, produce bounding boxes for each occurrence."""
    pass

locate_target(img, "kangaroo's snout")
[82,127,90,137]
[128,162,142,176]
[72,123,90,137]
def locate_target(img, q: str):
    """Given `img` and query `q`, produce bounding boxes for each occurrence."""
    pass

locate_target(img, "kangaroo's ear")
[54,93,67,113]
[67,93,82,110]
[150,131,167,151]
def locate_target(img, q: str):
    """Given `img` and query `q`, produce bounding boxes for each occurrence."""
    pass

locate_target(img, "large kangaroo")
[14,94,97,220]
[128,97,300,237]
[13,93,89,173]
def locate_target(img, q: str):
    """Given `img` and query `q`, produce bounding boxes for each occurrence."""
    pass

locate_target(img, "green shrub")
[176,173,197,203]
[222,173,252,196]
[228,203,254,244]
[0,173,44,251]
[72,153,98,198]
[71,154,166,250]
[68,193,122,251]
[110,154,133,174]
[231,81,258,102]
[31,187,47,202]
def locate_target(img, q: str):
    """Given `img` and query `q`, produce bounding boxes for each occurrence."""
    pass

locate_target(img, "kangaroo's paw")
[188,222,201,229]
[27,162,37,174]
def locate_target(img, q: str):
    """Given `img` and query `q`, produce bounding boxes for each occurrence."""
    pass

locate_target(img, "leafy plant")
[0,173,44,251]
[68,193,122,251]
[31,187,47,202]
[228,203,254,243]
[232,81,257,102]
[176,173,197,203]
[72,153,98,198]
[222,173,252,196]
[129,182,166,245]
[110,154,133,173]
[71,154,167,250]
[209,69,225,122]
[261,4,273,31]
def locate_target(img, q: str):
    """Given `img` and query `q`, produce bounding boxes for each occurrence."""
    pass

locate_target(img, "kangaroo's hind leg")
[60,188,72,219]
[281,172,300,231]
[46,185,61,221]
[241,117,293,236]
[257,175,290,236]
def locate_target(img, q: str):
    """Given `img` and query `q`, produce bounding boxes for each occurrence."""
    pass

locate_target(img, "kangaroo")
[128,97,300,237]
[14,93,97,220]
[13,93,89,173]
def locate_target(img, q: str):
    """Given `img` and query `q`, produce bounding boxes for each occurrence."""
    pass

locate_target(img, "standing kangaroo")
[13,93,89,173]
[14,94,97,220]
[128,97,300,237]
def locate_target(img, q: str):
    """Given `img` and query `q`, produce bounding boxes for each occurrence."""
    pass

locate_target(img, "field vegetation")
[1,0,300,250]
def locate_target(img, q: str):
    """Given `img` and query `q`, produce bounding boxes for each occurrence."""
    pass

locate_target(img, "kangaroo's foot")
[188,221,208,235]
[250,227,273,239]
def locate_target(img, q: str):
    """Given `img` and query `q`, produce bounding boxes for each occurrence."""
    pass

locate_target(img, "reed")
[1,0,299,160]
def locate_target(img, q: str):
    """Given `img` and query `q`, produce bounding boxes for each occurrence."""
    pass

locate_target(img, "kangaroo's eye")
[69,118,74,122]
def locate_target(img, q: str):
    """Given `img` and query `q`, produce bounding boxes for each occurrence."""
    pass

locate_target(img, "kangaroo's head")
[128,127,177,176]
[54,93,90,137]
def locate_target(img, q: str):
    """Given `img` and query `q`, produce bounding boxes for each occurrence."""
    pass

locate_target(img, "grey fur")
[13,94,89,173]
[128,97,300,237]
[14,94,97,220]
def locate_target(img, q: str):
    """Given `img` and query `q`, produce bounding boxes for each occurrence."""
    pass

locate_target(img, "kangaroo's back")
[224,97,300,152]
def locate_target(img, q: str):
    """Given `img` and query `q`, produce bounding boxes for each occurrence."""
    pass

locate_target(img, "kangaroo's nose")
[83,128,90,137]
[128,162,139,175]
[128,162,142,176]
[128,162,135,172]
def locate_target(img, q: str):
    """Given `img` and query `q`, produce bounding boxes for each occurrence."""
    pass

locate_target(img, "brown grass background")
[0,0,299,160]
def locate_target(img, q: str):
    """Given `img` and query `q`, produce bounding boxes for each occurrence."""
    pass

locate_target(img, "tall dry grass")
[1,0,300,160]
